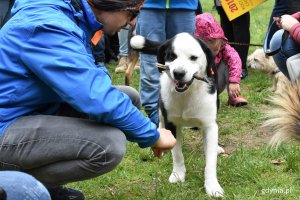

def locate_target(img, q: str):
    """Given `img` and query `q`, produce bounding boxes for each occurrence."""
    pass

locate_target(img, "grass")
[68,1,300,199]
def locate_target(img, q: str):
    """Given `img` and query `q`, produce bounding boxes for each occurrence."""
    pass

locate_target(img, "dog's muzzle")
[174,78,194,92]
[156,63,210,93]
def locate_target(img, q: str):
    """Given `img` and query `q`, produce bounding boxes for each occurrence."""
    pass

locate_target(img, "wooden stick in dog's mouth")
[156,63,169,71]
[156,63,209,83]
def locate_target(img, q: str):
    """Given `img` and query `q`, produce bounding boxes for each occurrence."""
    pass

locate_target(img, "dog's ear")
[130,35,161,55]
[195,37,217,78]
[156,39,173,65]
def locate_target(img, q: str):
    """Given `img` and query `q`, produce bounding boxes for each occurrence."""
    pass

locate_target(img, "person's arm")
[222,44,242,98]
[19,21,174,150]
[274,13,300,44]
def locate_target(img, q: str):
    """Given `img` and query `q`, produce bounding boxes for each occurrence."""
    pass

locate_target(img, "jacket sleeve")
[289,12,300,45]
[221,44,242,84]
[19,23,160,148]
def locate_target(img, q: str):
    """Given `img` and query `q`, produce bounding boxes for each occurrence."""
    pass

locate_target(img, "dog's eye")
[168,53,177,60]
[190,55,198,61]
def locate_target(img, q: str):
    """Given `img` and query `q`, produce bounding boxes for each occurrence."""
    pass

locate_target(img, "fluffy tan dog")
[264,80,300,146]
[247,48,289,94]
[247,48,277,72]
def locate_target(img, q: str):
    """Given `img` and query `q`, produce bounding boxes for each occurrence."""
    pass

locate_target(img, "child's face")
[206,39,223,56]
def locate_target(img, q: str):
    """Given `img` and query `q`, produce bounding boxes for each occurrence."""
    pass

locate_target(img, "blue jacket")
[0,0,159,148]
[143,0,198,9]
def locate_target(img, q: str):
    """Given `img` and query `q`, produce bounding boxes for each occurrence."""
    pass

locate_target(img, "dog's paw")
[205,180,224,198]
[217,145,225,155]
[169,171,186,183]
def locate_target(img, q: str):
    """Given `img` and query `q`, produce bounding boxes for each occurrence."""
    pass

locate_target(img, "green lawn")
[68,1,300,199]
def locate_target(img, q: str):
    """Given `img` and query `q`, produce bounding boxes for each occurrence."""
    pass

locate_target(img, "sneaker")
[47,186,84,200]
[241,69,248,79]
[115,56,128,73]
[228,96,248,107]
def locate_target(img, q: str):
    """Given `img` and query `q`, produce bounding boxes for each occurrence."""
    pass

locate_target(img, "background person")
[214,0,250,79]
[270,12,300,79]
[136,0,198,126]
[195,13,248,107]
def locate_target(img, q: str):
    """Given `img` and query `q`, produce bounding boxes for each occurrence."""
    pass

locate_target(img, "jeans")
[0,86,140,187]
[270,29,300,79]
[118,26,129,57]
[136,9,196,125]
[0,171,51,200]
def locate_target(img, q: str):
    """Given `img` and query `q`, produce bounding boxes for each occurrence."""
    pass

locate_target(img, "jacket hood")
[12,0,70,15]
[12,0,102,35]
[194,13,227,41]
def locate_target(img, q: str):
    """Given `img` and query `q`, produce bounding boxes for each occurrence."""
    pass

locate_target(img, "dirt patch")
[183,125,273,155]
[221,127,273,154]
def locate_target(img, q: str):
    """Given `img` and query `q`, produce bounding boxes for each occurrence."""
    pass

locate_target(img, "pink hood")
[194,13,227,41]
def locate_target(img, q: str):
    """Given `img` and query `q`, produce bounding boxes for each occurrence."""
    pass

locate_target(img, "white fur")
[130,35,145,49]
[159,33,224,198]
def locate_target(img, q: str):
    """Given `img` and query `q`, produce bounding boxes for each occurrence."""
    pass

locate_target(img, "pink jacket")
[195,13,242,84]
[290,12,300,45]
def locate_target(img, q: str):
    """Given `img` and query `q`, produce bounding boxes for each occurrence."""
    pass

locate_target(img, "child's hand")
[228,83,241,98]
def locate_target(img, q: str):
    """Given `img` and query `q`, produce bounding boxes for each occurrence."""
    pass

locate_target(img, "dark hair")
[92,0,144,11]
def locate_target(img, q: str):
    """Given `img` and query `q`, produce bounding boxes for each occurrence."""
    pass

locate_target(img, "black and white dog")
[131,33,224,197]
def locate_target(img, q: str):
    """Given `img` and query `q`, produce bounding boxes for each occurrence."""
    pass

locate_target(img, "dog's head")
[130,32,216,93]
[247,48,277,73]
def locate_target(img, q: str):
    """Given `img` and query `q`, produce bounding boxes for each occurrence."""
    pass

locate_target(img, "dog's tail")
[263,80,300,146]
[130,35,161,55]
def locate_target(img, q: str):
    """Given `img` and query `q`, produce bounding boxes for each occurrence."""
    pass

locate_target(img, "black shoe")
[0,187,7,200]
[47,186,84,200]
[241,69,248,79]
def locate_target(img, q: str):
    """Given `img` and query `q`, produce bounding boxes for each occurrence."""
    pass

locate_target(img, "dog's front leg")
[169,127,186,183]
[203,122,224,198]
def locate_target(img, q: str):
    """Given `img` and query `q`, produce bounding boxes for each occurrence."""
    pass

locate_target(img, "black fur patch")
[159,96,177,138]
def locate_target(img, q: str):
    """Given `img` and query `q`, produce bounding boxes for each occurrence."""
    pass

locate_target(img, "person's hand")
[274,15,299,31]
[151,128,176,158]
[228,83,240,99]
[281,14,299,31]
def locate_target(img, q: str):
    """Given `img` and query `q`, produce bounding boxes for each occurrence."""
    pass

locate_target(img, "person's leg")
[231,12,250,74]
[271,29,300,79]
[0,171,51,200]
[0,115,126,186]
[115,85,142,109]
[118,27,129,57]
[115,27,129,72]
[136,9,166,126]
[268,0,288,27]
[166,9,196,39]
[216,6,234,42]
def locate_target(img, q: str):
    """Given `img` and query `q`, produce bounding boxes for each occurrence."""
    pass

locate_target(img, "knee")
[90,130,126,173]
[0,171,51,200]
[270,29,284,52]
[106,133,127,169]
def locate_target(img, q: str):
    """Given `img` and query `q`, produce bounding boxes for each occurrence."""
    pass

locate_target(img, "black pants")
[216,6,250,70]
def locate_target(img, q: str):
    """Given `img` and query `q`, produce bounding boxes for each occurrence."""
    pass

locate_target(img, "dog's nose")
[173,70,186,80]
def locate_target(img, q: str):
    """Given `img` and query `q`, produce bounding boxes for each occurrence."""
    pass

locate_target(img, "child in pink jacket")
[195,13,248,107]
